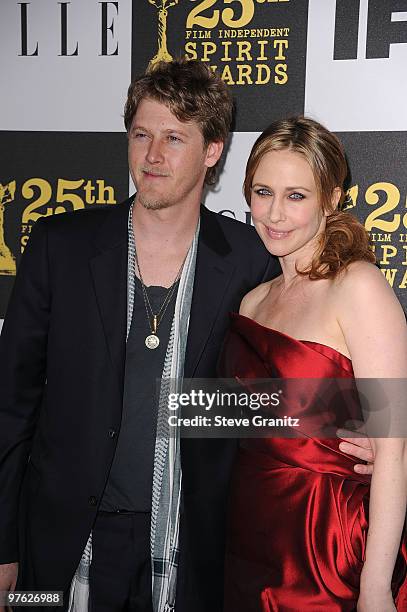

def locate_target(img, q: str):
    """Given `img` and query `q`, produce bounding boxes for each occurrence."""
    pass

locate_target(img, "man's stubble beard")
[134,167,174,211]
[135,165,206,211]
[138,192,174,211]
[138,194,171,210]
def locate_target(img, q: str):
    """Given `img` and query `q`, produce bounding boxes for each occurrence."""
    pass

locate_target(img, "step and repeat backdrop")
[1,0,407,331]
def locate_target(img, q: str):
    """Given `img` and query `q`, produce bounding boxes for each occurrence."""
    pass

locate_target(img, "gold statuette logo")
[0,181,17,276]
[343,185,359,211]
[148,0,179,68]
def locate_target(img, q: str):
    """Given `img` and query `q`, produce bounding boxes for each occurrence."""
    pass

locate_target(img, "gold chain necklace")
[134,247,186,349]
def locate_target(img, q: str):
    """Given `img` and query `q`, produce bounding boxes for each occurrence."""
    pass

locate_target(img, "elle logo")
[18,1,119,56]
[334,0,407,60]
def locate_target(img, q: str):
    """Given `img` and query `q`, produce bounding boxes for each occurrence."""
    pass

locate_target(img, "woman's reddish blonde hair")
[244,116,375,279]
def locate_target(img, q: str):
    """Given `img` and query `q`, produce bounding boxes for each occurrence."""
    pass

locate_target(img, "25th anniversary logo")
[0,177,117,276]
[148,0,291,85]
[344,183,407,291]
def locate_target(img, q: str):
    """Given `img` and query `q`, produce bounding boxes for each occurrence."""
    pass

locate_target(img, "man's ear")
[205,141,224,168]
[326,186,342,215]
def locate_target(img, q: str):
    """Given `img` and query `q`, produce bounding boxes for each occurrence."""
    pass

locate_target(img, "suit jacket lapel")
[89,199,132,391]
[184,207,235,377]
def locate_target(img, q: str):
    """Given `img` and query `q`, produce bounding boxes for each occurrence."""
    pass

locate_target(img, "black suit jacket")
[0,197,279,611]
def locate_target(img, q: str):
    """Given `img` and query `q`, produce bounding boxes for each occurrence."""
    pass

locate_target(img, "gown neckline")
[231,312,352,364]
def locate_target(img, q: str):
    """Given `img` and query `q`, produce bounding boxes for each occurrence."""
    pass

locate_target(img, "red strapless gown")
[220,313,407,612]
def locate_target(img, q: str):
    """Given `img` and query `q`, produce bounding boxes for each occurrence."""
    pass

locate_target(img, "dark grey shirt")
[100,276,178,512]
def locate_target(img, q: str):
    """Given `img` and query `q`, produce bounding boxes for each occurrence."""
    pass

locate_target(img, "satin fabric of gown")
[220,313,407,612]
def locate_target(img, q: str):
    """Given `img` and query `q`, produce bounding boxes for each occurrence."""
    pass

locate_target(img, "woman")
[220,117,407,611]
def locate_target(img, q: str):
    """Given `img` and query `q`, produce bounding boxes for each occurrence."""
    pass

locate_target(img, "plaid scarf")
[68,202,199,611]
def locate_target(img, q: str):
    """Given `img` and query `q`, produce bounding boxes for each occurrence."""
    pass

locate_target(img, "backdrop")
[1,0,407,332]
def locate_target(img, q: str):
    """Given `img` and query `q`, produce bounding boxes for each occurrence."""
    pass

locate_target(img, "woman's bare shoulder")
[332,260,397,306]
[239,277,280,317]
[331,261,407,376]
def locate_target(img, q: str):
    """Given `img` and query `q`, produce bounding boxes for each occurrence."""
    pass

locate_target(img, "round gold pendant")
[145,334,160,349]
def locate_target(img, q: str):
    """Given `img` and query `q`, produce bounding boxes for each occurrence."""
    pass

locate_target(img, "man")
[0,59,373,612]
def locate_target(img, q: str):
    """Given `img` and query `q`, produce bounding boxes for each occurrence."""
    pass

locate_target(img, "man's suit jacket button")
[88,496,97,507]
[108,429,116,438]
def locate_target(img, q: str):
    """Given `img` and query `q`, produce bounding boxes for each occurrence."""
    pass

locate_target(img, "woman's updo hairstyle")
[244,116,375,279]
